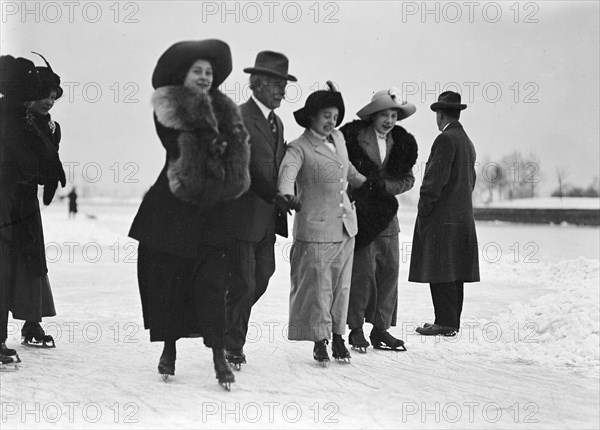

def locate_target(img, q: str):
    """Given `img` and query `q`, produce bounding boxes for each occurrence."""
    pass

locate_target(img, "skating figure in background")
[67,187,77,218]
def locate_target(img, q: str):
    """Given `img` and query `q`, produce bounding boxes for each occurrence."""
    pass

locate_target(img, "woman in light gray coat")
[278,82,366,366]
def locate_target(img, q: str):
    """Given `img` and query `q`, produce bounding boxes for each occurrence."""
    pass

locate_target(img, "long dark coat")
[128,85,250,343]
[409,121,480,283]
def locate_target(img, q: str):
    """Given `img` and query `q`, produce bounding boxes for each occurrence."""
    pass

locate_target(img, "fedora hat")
[430,91,467,111]
[294,81,344,128]
[152,39,232,89]
[243,51,297,82]
[0,54,41,102]
[31,51,63,99]
[356,87,416,121]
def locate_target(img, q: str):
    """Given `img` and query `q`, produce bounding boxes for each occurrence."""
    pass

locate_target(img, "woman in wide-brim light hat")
[278,82,367,366]
[129,39,251,390]
[340,87,418,353]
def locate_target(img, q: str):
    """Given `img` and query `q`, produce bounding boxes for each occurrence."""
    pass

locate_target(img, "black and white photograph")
[1,1,599,428]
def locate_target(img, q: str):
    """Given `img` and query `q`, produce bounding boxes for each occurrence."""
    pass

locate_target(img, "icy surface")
[1,202,599,429]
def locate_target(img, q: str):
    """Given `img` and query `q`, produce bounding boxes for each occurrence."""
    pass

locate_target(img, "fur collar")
[341,120,418,178]
[151,85,251,210]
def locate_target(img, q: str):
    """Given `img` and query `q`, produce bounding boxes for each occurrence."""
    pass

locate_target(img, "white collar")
[252,95,273,119]
[442,122,451,131]
[309,128,329,142]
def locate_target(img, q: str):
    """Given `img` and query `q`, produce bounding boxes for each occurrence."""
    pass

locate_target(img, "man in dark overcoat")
[409,91,480,336]
[224,51,298,368]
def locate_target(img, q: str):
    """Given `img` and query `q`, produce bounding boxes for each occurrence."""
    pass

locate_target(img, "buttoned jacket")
[278,129,365,242]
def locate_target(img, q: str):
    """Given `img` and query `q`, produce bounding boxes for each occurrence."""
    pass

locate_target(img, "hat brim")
[294,93,345,128]
[152,39,232,89]
[243,67,297,82]
[430,102,467,111]
[357,99,416,121]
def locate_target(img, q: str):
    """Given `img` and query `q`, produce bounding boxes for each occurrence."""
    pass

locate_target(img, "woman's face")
[29,89,58,115]
[372,108,399,135]
[310,107,339,137]
[184,59,213,93]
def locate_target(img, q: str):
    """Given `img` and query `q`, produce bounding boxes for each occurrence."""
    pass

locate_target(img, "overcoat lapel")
[359,127,383,166]
[247,98,276,151]
[304,131,341,163]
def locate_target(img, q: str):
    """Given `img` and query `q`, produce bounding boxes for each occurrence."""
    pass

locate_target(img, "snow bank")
[460,257,599,375]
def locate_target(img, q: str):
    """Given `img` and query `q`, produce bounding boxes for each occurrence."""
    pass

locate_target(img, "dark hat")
[243,51,297,82]
[0,55,41,102]
[294,81,344,128]
[152,39,232,89]
[430,91,467,111]
[31,52,63,99]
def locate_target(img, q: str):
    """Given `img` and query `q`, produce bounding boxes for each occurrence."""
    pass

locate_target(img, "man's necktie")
[268,111,278,141]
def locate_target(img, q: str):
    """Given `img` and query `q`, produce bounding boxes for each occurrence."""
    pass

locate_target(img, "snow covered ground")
[475,197,600,210]
[1,202,599,429]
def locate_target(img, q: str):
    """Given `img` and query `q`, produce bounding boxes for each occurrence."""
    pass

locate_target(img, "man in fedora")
[409,91,480,337]
[224,51,299,369]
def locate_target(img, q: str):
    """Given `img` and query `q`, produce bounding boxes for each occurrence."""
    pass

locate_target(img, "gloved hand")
[273,192,292,214]
[285,194,302,212]
[359,173,386,194]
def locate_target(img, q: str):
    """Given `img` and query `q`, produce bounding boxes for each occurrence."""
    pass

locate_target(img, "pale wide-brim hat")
[356,87,416,121]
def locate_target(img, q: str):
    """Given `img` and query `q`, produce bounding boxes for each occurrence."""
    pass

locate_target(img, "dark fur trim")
[152,86,250,210]
[341,120,418,248]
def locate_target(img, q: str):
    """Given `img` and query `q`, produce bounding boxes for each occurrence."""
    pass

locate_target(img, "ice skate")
[349,328,369,353]
[1,342,21,363]
[158,354,175,382]
[313,339,330,367]
[331,334,351,363]
[225,349,246,371]
[0,353,18,372]
[370,328,407,351]
[213,348,235,391]
[21,322,55,348]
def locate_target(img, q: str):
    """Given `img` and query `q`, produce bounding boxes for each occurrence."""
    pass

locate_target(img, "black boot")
[225,348,246,371]
[349,328,370,353]
[369,328,406,351]
[213,348,235,391]
[158,340,176,381]
[331,334,351,363]
[313,339,330,367]
[0,342,20,363]
[21,322,55,348]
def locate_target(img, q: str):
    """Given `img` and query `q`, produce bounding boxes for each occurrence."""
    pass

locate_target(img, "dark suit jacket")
[409,121,480,283]
[227,98,288,241]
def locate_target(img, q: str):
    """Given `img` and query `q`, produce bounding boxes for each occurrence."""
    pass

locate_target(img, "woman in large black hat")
[340,88,418,353]
[0,54,43,369]
[128,39,251,389]
[10,52,67,352]
[277,82,367,366]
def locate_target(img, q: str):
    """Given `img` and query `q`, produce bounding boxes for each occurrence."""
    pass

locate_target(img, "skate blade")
[351,346,368,354]
[372,344,407,352]
[334,357,351,364]
[219,381,232,391]
[0,363,19,372]
[21,340,55,348]
[316,360,330,368]
[160,374,171,382]
[230,363,242,371]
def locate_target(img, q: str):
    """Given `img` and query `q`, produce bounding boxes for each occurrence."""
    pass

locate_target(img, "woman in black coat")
[128,39,250,389]
[340,88,417,353]
[0,54,64,366]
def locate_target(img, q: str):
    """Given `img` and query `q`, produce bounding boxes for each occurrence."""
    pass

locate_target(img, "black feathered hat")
[0,54,41,102]
[31,51,63,99]
[152,39,232,89]
[293,81,345,128]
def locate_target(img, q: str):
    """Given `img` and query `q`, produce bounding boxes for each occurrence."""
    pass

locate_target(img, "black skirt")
[137,243,232,347]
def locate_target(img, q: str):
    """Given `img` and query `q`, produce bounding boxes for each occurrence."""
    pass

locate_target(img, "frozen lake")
[1,201,598,429]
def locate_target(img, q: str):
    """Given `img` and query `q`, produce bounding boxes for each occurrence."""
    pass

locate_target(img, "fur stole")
[340,120,418,248]
[152,86,250,211]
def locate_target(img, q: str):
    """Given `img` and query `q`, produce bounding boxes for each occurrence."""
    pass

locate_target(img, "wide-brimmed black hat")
[430,91,467,111]
[243,51,296,82]
[294,81,344,128]
[31,52,63,99]
[152,39,232,89]
[0,55,41,103]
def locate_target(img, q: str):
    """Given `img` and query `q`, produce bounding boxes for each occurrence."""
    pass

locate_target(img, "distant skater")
[67,187,77,218]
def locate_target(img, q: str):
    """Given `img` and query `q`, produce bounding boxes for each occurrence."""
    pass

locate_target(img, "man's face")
[254,75,287,110]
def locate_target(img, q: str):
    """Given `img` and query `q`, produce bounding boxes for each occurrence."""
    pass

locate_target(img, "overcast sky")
[2,1,598,200]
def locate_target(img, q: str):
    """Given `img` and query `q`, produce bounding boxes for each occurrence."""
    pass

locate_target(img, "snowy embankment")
[1,203,599,429]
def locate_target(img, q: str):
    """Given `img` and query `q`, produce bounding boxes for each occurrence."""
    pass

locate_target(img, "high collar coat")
[408,121,480,283]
